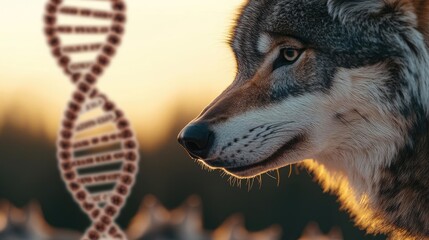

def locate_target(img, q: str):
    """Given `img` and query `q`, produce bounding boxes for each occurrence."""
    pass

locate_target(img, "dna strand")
[44,0,139,239]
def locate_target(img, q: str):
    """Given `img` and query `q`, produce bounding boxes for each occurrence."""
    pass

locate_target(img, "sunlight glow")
[0,0,244,150]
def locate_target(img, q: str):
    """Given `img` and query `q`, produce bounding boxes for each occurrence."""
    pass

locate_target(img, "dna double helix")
[44,0,139,239]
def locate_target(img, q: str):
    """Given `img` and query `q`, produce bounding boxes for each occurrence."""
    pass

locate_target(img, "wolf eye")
[273,48,303,71]
[282,48,301,63]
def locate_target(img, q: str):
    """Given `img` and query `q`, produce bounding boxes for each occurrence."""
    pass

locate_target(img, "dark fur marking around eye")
[272,49,303,71]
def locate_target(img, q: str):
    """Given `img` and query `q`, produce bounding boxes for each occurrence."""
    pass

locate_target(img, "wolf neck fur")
[315,116,429,239]
[377,36,429,235]
[306,28,429,238]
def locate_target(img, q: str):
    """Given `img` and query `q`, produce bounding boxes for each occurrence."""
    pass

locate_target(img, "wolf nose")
[178,123,214,159]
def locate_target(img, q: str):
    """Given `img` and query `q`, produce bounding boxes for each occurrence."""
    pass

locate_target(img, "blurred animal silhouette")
[179,0,429,239]
[0,201,80,240]
[0,199,344,240]
[298,223,342,240]
[126,195,282,240]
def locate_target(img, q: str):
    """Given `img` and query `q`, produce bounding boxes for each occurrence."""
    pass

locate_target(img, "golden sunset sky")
[0,0,243,150]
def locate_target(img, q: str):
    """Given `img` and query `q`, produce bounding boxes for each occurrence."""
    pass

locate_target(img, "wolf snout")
[178,123,214,159]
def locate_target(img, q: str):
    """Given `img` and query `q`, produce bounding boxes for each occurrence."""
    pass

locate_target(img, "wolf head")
[179,0,429,178]
[179,0,429,237]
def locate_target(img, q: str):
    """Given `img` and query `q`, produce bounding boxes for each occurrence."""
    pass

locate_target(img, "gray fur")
[229,0,429,238]
[183,0,429,238]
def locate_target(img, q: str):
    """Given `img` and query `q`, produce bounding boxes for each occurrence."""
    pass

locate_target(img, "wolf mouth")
[224,134,305,174]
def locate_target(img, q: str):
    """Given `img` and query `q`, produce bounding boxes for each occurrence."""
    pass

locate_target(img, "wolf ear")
[327,0,421,22]
[327,0,387,22]
[328,0,429,46]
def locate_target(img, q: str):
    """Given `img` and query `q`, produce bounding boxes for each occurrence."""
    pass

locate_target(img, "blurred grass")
[0,107,386,240]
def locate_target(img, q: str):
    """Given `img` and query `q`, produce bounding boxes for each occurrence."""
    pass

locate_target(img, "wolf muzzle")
[178,123,214,159]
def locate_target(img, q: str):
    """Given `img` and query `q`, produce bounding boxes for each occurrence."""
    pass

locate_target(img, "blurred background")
[0,0,386,239]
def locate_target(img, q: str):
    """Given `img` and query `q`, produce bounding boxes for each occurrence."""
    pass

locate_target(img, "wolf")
[178,0,429,239]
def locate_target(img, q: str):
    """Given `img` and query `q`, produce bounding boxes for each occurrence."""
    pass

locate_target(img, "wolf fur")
[180,0,429,239]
